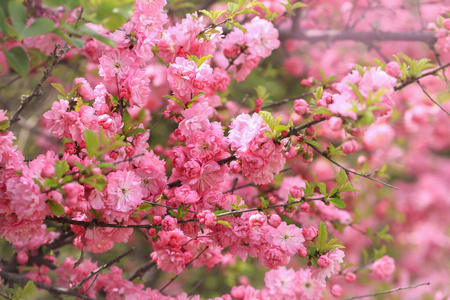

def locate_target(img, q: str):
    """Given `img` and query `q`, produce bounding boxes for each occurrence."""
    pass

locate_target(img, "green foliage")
[48,200,65,216]
[8,281,36,300]
[3,46,29,77]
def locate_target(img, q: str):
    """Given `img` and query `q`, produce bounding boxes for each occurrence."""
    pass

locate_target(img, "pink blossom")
[268,222,305,256]
[98,49,137,81]
[249,213,267,228]
[330,284,342,297]
[162,216,178,231]
[260,247,289,269]
[303,226,318,241]
[43,99,69,138]
[345,272,357,283]
[342,139,358,154]
[105,170,143,216]
[150,247,185,274]
[372,255,395,280]
[294,99,309,115]
[74,77,96,100]
[244,17,280,58]
[311,249,345,282]
[229,113,264,152]
[268,214,281,228]
[174,185,200,204]
[198,210,217,227]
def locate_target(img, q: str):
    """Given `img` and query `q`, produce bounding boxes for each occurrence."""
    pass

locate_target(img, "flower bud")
[268,214,281,228]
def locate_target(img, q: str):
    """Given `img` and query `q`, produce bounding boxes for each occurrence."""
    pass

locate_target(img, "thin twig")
[261,91,313,110]
[416,80,450,116]
[46,216,155,229]
[73,248,135,291]
[129,261,156,281]
[159,247,209,293]
[0,269,94,300]
[345,282,430,300]
[10,8,84,125]
[143,200,199,214]
[308,143,399,190]
[394,61,450,90]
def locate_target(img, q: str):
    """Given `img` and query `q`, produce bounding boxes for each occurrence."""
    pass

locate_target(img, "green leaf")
[66,24,116,47]
[305,140,323,150]
[337,168,347,187]
[51,83,67,97]
[44,178,58,188]
[84,129,99,158]
[318,221,327,248]
[329,198,346,209]
[3,46,29,77]
[259,111,275,130]
[317,182,327,198]
[96,162,116,169]
[21,280,36,299]
[0,6,6,34]
[136,202,153,212]
[48,200,65,216]
[228,2,239,13]
[217,220,232,228]
[8,1,27,35]
[196,55,213,67]
[163,94,186,109]
[21,18,55,38]
[313,106,333,116]
[126,128,147,137]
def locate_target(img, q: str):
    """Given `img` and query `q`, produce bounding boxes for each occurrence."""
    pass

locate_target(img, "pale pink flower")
[311,249,345,282]
[229,113,264,152]
[245,17,280,58]
[268,222,305,256]
[105,170,143,214]
[372,255,395,280]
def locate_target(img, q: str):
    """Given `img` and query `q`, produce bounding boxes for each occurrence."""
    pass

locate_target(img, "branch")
[261,91,313,110]
[73,248,135,291]
[46,216,154,229]
[0,269,94,300]
[345,282,430,300]
[416,80,450,116]
[159,246,209,293]
[394,61,450,90]
[308,143,399,190]
[128,261,156,281]
[10,8,84,125]
[279,29,436,45]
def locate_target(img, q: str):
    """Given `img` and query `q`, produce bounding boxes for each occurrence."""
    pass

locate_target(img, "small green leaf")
[21,18,55,38]
[44,178,58,188]
[127,128,147,137]
[96,162,116,169]
[329,198,346,209]
[217,220,232,228]
[305,140,323,150]
[8,1,27,35]
[228,2,239,13]
[48,200,65,216]
[136,202,153,212]
[3,46,29,77]
[318,221,327,248]
[51,83,67,97]
[21,281,36,299]
[84,129,99,158]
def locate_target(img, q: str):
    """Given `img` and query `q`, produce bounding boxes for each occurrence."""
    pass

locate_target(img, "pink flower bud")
[300,202,310,213]
[17,251,29,264]
[74,77,96,100]
[342,140,358,154]
[162,216,177,231]
[238,275,250,286]
[48,190,62,203]
[331,284,343,297]
[357,155,366,164]
[230,161,242,173]
[298,246,308,257]
[148,228,157,236]
[444,18,450,30]
[385,61,401,78]
[328,116,343,131]
[268,214,281,228]
[109,151,118,159]
[290,185,304,199]
[152,216,162,225]
[303,226,318,241]
[249,213,267,227]
[125,146,135,156]
[317,255,332,268]
[98,114,114,129]
[294,99,309,115]
[306,126,316,135]
[372,255,395,280]
[345,272,357,283]
[255,98,264,106]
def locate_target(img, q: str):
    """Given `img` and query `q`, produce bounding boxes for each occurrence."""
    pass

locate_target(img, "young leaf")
[318,221,327,248]
[84,129,99,158]
[20,18,55,38]
[48,200,65,216]
[3,46,29,77]
[329,198,346,209]
[217,220,232,228]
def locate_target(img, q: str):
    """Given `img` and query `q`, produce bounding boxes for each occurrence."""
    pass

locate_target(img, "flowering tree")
[1,0,450,299]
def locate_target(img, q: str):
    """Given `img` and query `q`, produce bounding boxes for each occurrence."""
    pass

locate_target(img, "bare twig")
[345,282,430,300]
[0,269,94,300]
[395,61,450,90]
[10,8,84,125]
[261,91,313,110]
[46,216,155,229]
[416,80,450,116]
[279,29,436,45]
[307,143,399,190]
[143,200,199,214]
[159,247,209,293]
[129,261,156,281]
[73,248,135,291]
